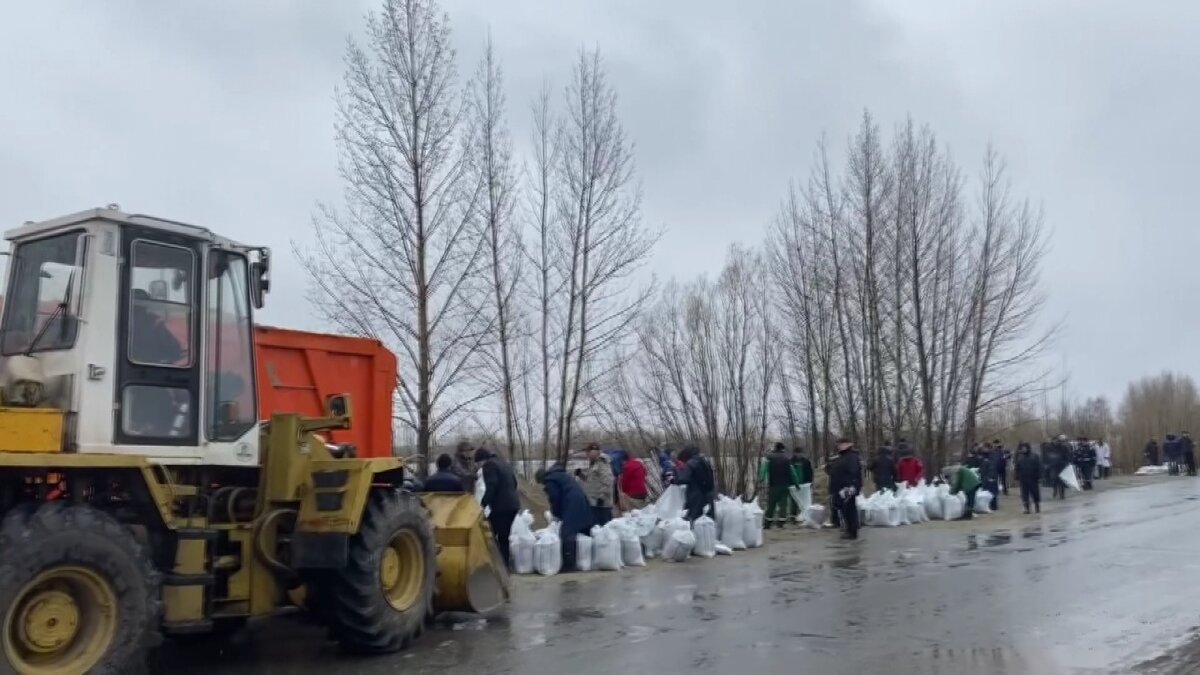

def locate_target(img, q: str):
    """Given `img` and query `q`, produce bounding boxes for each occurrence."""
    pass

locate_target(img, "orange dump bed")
[254,326,396,458]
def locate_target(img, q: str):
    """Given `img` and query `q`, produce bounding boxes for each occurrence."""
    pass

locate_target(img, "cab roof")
[6,206,253,250]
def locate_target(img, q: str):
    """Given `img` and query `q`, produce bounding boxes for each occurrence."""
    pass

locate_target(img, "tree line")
[303,0,1173,490]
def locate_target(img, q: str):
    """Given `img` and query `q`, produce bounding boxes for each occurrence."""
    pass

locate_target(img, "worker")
[869,445,898,494]
[1074,438,1097,490]
[947,462,981,520]
[1183,432,1197,476]
[994,439,1011,495]
[420,454,467,492]
[895,443,924,488]
[453,441,477,493]
[656,446,676,484]
[759,443,799,529]
[536,464,594,572]
[1014,442,1042,514]
[475,448,520,571]
[979,443,1001,510]
[1048,435,1071,499]
[791,446,814,519]
[827,438,863,539]
[580,443,615,526]
[618,454,649,511]
[1165,434,1181,476]
[1144,438,1160,467]
[1096,437,1112,479]
[674,445,717,522]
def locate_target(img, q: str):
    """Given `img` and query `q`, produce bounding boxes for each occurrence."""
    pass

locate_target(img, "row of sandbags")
[511,487,767,576]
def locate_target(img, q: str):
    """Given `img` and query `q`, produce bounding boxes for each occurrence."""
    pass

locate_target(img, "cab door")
[113,229,202,446]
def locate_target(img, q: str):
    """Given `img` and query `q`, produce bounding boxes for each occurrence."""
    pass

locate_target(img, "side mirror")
[250,248,271,309]
[325,393,352,426]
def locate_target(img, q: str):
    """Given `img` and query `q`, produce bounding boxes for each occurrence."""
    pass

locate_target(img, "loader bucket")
[420,493,511,615]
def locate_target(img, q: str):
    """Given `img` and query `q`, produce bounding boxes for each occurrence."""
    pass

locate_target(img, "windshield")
[1,232,83,355]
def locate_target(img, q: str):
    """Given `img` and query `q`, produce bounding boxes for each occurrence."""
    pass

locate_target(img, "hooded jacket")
[478,452,520,514]
[582,453,615,507]
[827,449,863,495]
[950,465,980,495]
[542,465,593,536]
[870,451,898,489]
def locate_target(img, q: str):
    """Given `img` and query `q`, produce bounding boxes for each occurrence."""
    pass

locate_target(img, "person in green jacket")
[760,443,800,528]
[948,463,981,520]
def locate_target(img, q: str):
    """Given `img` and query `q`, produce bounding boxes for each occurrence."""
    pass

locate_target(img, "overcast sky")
[2,1,1195,404]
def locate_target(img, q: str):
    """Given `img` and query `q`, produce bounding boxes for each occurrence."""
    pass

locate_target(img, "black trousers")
[488,509,518,570]
[962,487,978,518]
[983,479,1000,510]
[1052,476,1066,499]
[1186,451,1197,476]
[999,469,1009,495]
[1019,479,1041,510]
[833,492,859,538]
[591,505,613,527]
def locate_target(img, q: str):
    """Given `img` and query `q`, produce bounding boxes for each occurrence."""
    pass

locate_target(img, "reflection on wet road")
[154,477,1200,674]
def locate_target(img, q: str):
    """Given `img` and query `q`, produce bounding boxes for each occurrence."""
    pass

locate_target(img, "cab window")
[128,241,193,367]
[206,251,255,441]
[0,232,85,355]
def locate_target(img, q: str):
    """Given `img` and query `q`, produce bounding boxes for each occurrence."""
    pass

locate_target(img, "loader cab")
[0,206,270,466]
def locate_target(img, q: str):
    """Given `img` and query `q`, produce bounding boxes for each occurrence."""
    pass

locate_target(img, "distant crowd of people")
[1142,433,1196,476]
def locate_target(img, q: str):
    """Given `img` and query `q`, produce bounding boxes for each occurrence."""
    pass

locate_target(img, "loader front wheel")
[326,490,435,654]
[0,503,161,675]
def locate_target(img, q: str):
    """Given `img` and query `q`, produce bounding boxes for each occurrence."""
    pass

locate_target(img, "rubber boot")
[1035,503,1040,514]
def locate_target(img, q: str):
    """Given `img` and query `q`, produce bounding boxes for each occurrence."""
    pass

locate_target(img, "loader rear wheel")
[326,490,435,654]
[0,503,161,675]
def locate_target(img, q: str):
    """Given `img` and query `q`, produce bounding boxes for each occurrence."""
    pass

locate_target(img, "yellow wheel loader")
[0,207,508,674]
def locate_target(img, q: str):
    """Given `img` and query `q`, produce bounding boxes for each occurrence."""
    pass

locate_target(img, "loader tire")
[326,490,435,654]
[0,502,161,675]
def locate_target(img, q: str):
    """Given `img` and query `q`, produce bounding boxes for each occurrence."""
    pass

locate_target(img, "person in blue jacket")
[536,464,594,572]
[419,454,467,492]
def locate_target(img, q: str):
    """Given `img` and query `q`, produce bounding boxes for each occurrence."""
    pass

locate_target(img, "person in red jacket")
[895,442,924,487]
[619,456,649,510]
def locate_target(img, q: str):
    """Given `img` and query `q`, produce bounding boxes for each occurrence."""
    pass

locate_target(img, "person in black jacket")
[475,448,521,570]
[536,464,594,572]
[791,447,814,520]
[674,445,716,522]
[827,438,863,539]
[1014,443,1042,514]
[420,454,467,493]
[870,446,897,494]
[1047,436,1071,499]
[761,443,798,529]
[1182,432,1197,476]
[1144,438,1160,467]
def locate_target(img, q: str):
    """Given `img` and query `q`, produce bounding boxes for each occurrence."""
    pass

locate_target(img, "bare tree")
[551,49,657,460]
[302,0,486,464]
[525,82,562,465]
[468,36,524,458]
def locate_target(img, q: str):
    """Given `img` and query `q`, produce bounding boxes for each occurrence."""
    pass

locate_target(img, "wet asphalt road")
[155,476,1200,674]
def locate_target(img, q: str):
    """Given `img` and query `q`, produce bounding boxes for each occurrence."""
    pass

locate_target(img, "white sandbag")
[901,491,926,524]
[714,542,733,556]
[692,508,718,558]
[640,527,664,558]
[869,492,903,527]
[803,504,827,528]
[941,492,965,521]
[974,490,994,514]
[575,534,593,572]
[654,484,687,519]
[474,468,486,504]
[788,484,813,515]
[715,498,746,550]
[591,525,623,571]
[534,528,562,576]
[628,509,659,537]
[1060,465,1082,492]
[662,528,695,562]
[742,500,764,548]
[924,486,944,520]
[509,510,536,574]
[611,520,646,567]
[1135,464,1169,476]
[622,536,646,567]
[658,514,691,560]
